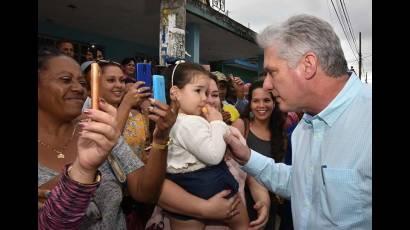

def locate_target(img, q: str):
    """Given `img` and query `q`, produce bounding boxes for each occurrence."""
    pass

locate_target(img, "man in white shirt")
[224,14,371,230]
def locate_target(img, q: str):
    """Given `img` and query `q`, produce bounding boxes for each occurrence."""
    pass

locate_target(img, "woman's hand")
[122,81,151,110]
[249,201,269,230]
[202,104,223,122]
[202,190,241,220]
[147,99,179,142]
[230,76,245,99]
[73,100,121,183]
[246,175,271,229]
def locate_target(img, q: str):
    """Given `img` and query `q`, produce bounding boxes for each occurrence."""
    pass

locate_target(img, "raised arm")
[39,100,120,229]
[126,99,178,203]
[116,81,151,132]
[224,126,292,198]
[38,165,101,230]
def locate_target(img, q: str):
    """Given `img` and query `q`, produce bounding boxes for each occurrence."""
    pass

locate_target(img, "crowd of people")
[39,14,371,230]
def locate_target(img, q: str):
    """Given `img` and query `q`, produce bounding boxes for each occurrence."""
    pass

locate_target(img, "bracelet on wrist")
[152,138,171,150]
[67,164,101,185]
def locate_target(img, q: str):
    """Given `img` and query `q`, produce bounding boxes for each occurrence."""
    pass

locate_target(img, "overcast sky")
[222,0,372,83]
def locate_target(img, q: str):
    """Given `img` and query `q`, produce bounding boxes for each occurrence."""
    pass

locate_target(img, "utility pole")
[365,72,368,84]
[359,32,362,80]
[159,0,186,66]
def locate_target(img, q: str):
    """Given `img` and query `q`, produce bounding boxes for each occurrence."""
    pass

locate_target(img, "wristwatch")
[152,138,171,150]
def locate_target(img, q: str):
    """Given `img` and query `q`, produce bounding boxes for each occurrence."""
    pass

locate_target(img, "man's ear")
[170,85,179,101]
[300,52,318,80]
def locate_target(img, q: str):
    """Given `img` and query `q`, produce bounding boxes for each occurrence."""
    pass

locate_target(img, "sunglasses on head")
[96,59,121,67]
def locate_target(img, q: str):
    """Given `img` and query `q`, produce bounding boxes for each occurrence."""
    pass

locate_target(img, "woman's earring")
[249,112,254,119]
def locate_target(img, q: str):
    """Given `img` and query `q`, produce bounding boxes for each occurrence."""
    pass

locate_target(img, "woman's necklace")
[38,125,77,159]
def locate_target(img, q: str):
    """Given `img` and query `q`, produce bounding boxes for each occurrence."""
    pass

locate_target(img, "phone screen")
[152,75,167,104]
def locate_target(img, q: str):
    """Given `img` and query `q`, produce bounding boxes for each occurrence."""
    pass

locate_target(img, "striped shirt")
[243,74,372,229]
[38,164,100,230]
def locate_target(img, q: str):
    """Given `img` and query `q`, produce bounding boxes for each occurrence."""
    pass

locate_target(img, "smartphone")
[152,75,167,104]
[136,63,152,88]
[90,62,100,110]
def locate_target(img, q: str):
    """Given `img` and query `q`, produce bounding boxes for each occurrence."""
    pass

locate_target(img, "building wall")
[38,21,157,61]
[211,62,258,83]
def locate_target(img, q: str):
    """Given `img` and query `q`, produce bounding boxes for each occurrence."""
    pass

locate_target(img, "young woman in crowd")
[241,78,288,230]
[94,59,158,229]
[206,74,272,230]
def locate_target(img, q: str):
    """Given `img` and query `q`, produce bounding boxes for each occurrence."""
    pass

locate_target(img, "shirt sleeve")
[38,164,100,230]
[175,116,228,165]
[111,135,144,175]
[242,149,293,198]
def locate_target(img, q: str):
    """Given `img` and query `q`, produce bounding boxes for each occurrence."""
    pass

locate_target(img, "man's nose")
[263,75,274,91]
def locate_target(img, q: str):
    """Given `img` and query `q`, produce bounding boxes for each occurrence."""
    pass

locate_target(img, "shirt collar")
[302,73,362,127]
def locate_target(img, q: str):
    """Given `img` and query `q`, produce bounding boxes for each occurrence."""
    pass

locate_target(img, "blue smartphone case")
[135,63,152,87]
[152,75,167,104]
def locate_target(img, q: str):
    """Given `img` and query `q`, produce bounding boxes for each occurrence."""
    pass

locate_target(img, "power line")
[340,0,358,52]
[348,54,372,63]
[341,0,358,48]
[336,0,358,55]
[326,0,333,22]
[330,0,358,61]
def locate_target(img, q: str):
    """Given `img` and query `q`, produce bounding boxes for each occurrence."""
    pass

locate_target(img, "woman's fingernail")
[149,98,155,103]
[84,109,91,114]
[148,106,154,111]
[99,98,106,104]
[78,122,86,128]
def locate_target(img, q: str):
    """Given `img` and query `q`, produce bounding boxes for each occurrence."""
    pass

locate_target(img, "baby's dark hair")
[165,62,210,104]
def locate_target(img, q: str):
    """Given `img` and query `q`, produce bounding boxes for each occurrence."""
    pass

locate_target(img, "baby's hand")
[202,104,223,122]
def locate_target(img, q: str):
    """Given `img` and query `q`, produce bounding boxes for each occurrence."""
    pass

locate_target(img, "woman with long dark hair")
[242,78,288,230]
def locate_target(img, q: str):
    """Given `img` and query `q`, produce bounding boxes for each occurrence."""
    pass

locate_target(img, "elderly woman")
[38,48,178,229]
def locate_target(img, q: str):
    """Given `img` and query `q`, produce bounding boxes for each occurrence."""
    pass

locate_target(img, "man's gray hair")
[256,14,348,77]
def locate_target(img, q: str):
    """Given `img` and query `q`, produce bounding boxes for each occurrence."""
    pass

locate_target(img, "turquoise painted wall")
[210,62,258,83]
[38,21,157,62]
[221,65,258,83]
